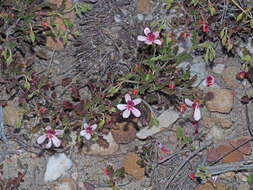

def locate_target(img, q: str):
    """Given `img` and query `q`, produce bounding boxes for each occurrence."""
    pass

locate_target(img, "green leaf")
[98,119,105,128]
[237,12,244,21]
[176,52,192,63]
[227,43,233,52]
[6,55,12,64]
[30,28,35,42]
[109,107,116,113]
[248,173,253,183]
[177,127,184,139]
[248,89,253,98]
[149,117,159,126]
[220,28,225,39]
[24,81,30,90]
[81,3,89,13]
[222,36,227,46]
[14,119,22,128]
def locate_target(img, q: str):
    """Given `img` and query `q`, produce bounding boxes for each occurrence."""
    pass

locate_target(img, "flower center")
[126,100,135,110]
[86,126,93,134]
[147,33,155,41]
[192,100,200,108]
[46,129,56,138]
[206,76,213,85]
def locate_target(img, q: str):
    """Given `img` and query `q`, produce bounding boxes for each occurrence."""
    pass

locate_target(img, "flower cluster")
[185,98,201,121]
[117,94,142,118]
[37,126,64,149]
[137,27,162,45]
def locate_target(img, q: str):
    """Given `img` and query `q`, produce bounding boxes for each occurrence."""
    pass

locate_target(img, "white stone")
[208,126,224,140]
[190,57,208,87]
[83,132,119,156]
[137,14,144,21]
[44,153,72,182]
[136,109,179,139]
[212,64,225,74]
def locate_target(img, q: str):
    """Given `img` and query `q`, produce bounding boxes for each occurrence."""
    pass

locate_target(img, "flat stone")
[205,88,233,113]
[237,173,248,182]
[229,136,252,155]
[190,57,208,87]
[216,144,244,163]
[200,116,215,128]
[3,102,23,126]
[83,132,119,156]
[222,66,244,89]
[123,152,144,180]
[237,184,250,190]
[195,183,227,190]
[220,172,236,179]
[212,64,225,74]
[136,109,179,139]
[208,126,224,140]
[44,153,72,182]
[53,177,76,190]
[211,113,232,129]
[111,121,136,144]
[137,0,150,13]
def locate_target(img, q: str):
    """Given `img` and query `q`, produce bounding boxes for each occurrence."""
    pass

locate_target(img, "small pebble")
[137,14,144,21]
[114,14,122,23]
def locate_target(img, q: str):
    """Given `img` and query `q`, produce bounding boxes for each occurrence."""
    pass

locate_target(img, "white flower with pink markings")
[137,27,162,45]
[37,126,64,149]
[80,123,97,140]
[204,75,215,86]
[117,94,142,118]
[185,98,201,121]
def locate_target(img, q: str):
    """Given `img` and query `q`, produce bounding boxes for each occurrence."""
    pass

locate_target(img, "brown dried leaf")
[62,77,72,87]
[63,101,73,109]
[74,100,85,116]
[229,136,252,155]
[83,181,95,190]
[71,85,80,101]
[30,125,41,134]
[97,135,109,149]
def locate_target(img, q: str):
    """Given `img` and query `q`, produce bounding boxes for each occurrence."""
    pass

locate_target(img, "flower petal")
[45,139,52,149]
[117,104,126,111]
[153,31,159,38]
[45,126,51,130]
[137,35,147,42]
[52,136,61,147]
[55,129,64,135]
[144,40,153,45]
[132,108,141,117]
[154,40,162,45]
[84,133,91,140]
[194,106,201,121]
[83,123,89,129]
[144,27,151,36]
[185,98,193,107]
[133,98,142,106]
[37,135,47,144]
[123,109,131,118]
[91,124,97,130]
[125,93,131,102]
[80,130,87,136]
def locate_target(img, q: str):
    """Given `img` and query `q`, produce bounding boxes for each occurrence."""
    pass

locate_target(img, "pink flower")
[232,89,236,96]
[137,27,162,45]
[212,175,218,183]
[204,75,215,86]
[157,141,168,154]
[37,126,64,149]
[185,98,201,121]
[132,89,138,95]
[80,123,97,140]
[40,107,46,113]
[117,94,142,118]
[169,83,175,89]
[42,21,48,27]
[200,20,209,32]
[189,172,195,180]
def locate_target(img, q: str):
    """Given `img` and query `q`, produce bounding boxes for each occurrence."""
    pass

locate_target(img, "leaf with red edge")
[62,77,72,87]
[83,182,95,190]
[63,101,73,109]
[74,100,85,116]
[71,85,80,101]
[207,148,220,162]
[229,136,252,155]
